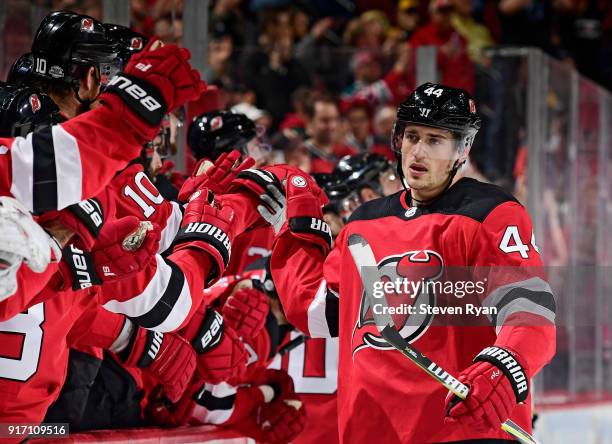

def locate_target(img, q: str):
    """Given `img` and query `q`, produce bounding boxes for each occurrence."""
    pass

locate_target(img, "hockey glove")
[101,38,206,143]
[146,384,199,427]
[118,324,196,403]
[283,174,332,253]
[178,150,256,202]
[445,346,530,432]
[222,287,270,339]
[182,307,248,384]
[0,197,61,301]
[59,216,160,290]
[256,370,306,444]
[37,191,115,249]
[172,189,235,284]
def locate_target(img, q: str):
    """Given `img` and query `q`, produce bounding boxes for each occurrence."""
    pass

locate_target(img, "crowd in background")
[32,0,611,193]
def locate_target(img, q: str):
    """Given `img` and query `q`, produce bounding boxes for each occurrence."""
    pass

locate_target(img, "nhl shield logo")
[29,94,41,113]
[210,116,223,131]
[81,18,94,32]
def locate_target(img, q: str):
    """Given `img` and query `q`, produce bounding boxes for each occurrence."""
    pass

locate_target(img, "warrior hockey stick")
[347,233,538,444]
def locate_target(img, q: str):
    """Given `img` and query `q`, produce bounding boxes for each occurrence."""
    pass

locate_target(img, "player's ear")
[79,66,101,101]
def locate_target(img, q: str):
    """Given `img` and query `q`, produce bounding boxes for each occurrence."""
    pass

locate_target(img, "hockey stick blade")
[347,233,538,444]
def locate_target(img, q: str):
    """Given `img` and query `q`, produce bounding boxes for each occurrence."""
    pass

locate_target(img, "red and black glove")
[222,287,270,339]
[119,326,196,403]
[146,384,199,428]
[445,346,530,432]
[59,216,160,290]
[172,189,235,284]
[283,173,332,253]
[182,307,248,384]
[178,150,255,202]
[255,369,306,444]
[101,38,207,143]
[37,191,115,248]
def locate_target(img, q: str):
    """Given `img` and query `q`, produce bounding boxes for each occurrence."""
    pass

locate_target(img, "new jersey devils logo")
[210,116,223,131]
[80,18,94,32]
[130,37,143,50]
[352,249,443,355]
[29,94,41,113]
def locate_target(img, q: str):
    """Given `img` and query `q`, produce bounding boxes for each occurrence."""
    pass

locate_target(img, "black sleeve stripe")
[492,287,557,326]
[325,290,339,338]
[196,390,236,411]
[129,258,185,329]
[32,126,58,214]
[265,312,280,359]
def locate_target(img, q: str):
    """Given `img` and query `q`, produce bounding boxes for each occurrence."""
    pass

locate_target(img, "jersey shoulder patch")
[347,191,405,224]
[430,178,518,223]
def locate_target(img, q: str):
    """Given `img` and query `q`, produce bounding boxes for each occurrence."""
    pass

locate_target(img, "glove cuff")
[288,217,332,251]
[62,244,101,290]
[120,328,165,368]
[191,308,225,354]
[173,221,231,283]
[105,73,167,126]
[474,346,529,403]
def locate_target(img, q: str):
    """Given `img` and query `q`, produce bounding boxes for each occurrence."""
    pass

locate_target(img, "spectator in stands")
[279,87,310,134]
[242,8,311,129]
[209,0,245,46]
[497,0,558,56]
[203,27,234,85]
[410,0,475,92]
[303,94,356,173]
[396,0,422,41]
[450,0,494,65]
[372,104,397,156]
[343,99,391,160]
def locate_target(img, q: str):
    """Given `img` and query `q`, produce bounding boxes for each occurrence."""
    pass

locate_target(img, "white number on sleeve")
[123,171,164,218]
[499,226,539,259]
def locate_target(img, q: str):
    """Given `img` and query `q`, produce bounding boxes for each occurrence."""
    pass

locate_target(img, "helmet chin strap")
[398,155,465,207]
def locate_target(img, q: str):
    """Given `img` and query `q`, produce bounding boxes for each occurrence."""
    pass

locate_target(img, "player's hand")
[222,287,269,338]
[283,174,332,252]
[172,189,235,284]
[101,38,207,142]
[178,150,255,202]
[445,346,530,432]
[146,385,198,427]
[38,192,115,249]
[59,216,160,291]
[184,307,248,384]
[120,328,196,403]
[0,197,60,301]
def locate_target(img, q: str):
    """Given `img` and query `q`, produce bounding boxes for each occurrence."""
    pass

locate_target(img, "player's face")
[400,124,459,200]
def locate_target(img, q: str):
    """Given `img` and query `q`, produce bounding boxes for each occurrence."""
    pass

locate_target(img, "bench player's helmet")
[391,83,481,190]
[0,83,62,137]
[188,110,257,161]
[312,172,351,215]
[334,153,390,197]
[104,23,148,67]
[30,11,121,97]
[6,53,35,85]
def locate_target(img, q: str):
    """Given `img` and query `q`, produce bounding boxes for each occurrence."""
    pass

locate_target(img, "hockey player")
[183,110,275,275]
[261,83,556,443]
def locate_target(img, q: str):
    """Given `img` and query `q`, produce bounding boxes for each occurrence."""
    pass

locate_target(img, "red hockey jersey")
[270,178,556,443]
[0,105,143,214]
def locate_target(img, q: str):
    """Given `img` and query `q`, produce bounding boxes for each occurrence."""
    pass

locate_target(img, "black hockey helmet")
[312,172,351,214]
[391,82,481,156]
[104,23,148,67]
[333,153,391,196]
[188,110,257,161]
[30,11,122,90]
[7,53,35,85]
[0,83,62,137]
